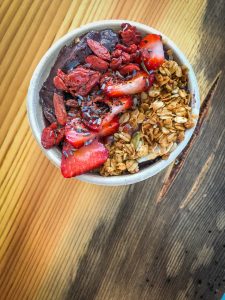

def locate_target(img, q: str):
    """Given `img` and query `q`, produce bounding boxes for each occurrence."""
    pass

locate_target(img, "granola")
[100,55,195,176]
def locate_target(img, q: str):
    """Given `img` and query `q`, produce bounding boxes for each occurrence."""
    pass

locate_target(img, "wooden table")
[1,0,225,299]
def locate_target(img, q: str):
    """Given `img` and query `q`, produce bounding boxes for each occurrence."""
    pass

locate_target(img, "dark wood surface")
[0,0,225,299]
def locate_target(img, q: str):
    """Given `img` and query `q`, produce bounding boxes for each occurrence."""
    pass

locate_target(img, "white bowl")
[27,20,200,186]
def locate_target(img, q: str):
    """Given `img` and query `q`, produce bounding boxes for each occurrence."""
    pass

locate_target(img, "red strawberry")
[100,116,119,136]
[61,140,109,178]
[81,107,103,131]
[53,93,67,125]
[65,116,119,148]
[102,96,133,124]
[41,122,64,149]
[139,34,164,70]
[65,118,96,148]
[105,72,151,97]
[87,39,111,61]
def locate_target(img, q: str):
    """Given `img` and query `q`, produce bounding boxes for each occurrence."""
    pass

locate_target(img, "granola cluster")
[100,57,195,176]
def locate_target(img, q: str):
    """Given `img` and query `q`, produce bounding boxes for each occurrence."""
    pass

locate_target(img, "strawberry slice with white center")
[102,96,133,124]
[61,140,109,178]
[139,34,164,70]
[104,72,152,97]
[100,116,120,136]
[65,118,96,148]
[65,116,119,148]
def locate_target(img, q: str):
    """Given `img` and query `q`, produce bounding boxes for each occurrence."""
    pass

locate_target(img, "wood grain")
[1,0,225,299]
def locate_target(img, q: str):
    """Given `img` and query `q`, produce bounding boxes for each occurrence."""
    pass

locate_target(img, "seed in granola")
[114,132,131,142]
[175,66,182,77]
[167,49,173,60]
[131,132,141,149]
[148,88,160,98]
[174,124,185,131]
[119,112,130,124]
[184,120,195,129]
[161,127,170,134]
[151,100,164,111]
[177,131,185,142]
[174,116,188,123]
[141,92,148,100]
[137,144,148,157]
[159,67,166,75]
[155,73,164,82]
[126,159,139,173]
[116,163,126,171]
[179,89,187,98]
[165,84,172,91]
[141,103,149,111]
[137,112,145,123]
[162,153,170,160]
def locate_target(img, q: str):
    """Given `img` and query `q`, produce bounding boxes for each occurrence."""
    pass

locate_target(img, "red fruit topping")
[119,23,142,46]
[66,115,119,149]
[53,67,100,96]
[65,99,79,108]
[85,55,109,72]
[87,39,111,61]
[100,116,119,136]
[105,72,152,97]
[41,122,64,149]
[119,64,140,75]
[139,34,164,70]
[111,49,123,58]
[53,75,67,90]
[81,104,104,131]
[53,93,67,125]
[61,140,109,178]
[102,96,133,124]
[121,52,131,64]
[110,57,123,70]
[65,118,96,148]
[115,43,138,53]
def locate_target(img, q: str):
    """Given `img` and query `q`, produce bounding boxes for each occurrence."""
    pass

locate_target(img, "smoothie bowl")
[27,20,200,186]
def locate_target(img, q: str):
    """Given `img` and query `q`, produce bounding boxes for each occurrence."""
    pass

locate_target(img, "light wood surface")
[1,1,225,299]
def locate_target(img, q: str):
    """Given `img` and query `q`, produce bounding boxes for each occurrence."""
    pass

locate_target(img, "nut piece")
[131,132,141,150]
[126,160,139,173]
[119,112,130,124]
[174,116,188,123]
[148,88,160,97]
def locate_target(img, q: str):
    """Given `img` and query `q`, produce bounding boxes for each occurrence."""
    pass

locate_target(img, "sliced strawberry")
[82,111,103,131]
[102,96,133,124]
[66,115,119,148]
[105,72,151,97]
[61,140,109,178]
[41,122,64,149]
[100,116,119,136]
[139,34,164,70]
[119,64,140,75]
[65,118,96,148]
[87,39,111,61]
[53,93,67,125]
